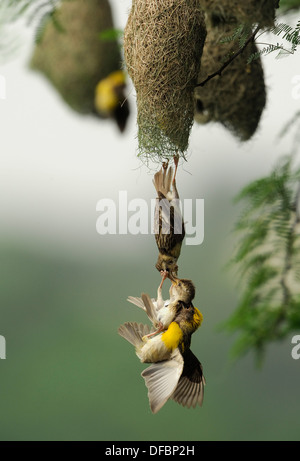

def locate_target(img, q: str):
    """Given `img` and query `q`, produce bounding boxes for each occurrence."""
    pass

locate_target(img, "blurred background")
[0,0,299,441]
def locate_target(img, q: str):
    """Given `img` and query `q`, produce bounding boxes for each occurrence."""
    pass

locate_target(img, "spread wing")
[141,348,184,414]
[171,348,205,408]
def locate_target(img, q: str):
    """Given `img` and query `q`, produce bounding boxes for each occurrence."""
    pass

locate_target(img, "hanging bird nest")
[124,0,206,164]
[30,0,122,115]
[201,0,279,28]
[194,23,266,142]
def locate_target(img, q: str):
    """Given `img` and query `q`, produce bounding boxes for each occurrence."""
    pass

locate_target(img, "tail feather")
[153,169,164,195]
[118,322,151,348]
[141,293,158,325]
[127,296,146,310]
[153,166,173,198]
[164,166,173,195]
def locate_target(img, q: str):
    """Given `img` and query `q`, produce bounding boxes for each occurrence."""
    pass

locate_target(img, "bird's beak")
[168,273,179,285]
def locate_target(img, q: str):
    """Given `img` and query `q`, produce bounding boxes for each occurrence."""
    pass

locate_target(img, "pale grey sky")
[0,2,299,259]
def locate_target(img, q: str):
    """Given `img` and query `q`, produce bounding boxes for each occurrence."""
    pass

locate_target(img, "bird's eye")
[178,283,181,287]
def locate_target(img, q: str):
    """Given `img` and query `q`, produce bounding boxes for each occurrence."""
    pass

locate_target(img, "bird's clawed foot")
[173,154,179,185]
[162,160,169,171]
[159,270,168,289]
[143,321,164,340]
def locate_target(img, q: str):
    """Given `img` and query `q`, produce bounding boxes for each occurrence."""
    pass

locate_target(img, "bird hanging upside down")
[118,285,204,413]
[94,70,130,133]
[153,156,185,278]
[119,271,204,414]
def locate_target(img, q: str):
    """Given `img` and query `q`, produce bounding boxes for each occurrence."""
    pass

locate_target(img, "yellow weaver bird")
[118,275,205,413]
[153,156,185,278]
[94,70,129,133]
[118,304,204,413]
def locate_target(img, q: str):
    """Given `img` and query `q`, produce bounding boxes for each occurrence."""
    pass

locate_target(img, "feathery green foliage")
[2,0,60,25]
[249,19,300,61]
[219,24,253,48]
[279,110,300,154]
[218,15,300,63]
[225,155,300,362]
[0,0,61,60]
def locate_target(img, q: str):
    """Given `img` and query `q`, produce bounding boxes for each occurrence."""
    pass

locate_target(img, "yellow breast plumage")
[161,322,183,350]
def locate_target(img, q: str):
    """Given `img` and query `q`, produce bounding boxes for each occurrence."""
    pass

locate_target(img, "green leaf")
[99,28,123,42]
[224,154,300,361]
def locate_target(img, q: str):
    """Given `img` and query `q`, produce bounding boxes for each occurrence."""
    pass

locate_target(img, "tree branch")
[195,25,260,88]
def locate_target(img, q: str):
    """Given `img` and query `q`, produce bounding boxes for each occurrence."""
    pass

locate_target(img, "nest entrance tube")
[124,0,206,164]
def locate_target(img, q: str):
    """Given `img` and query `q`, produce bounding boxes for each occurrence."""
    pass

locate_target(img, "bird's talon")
[159,270,168,289]
[144,322,164,340]
[173,154,179,183]
[162,160,169,171]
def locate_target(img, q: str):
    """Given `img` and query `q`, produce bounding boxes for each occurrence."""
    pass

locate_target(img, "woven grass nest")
[124,0,206,163]
[30,0,122,115]
[194,22,266,142]
[201,0,279,28]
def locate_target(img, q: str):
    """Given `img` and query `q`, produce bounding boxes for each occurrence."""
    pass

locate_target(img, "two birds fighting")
[118,158,205,414]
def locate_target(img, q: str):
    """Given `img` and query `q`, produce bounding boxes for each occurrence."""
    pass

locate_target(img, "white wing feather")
[141,349,184,414]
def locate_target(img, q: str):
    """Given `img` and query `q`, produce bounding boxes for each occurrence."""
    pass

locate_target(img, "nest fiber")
[201,0,279,27]
[30,0,121,115]
[124,0,206,163]
[194,23,266,141]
